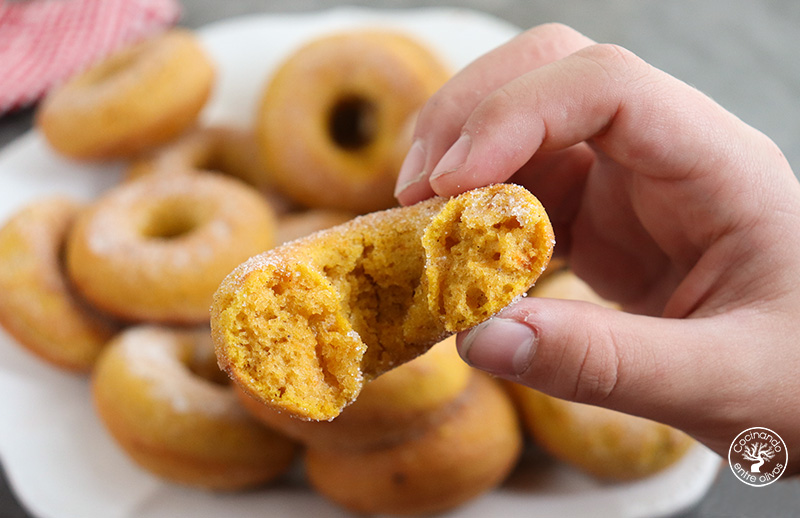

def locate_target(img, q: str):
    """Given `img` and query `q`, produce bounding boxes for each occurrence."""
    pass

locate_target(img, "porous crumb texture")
[423,184,554,330]
[212,184,554,420]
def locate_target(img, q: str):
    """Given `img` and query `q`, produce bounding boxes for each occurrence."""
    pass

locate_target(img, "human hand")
[395,23,800,467]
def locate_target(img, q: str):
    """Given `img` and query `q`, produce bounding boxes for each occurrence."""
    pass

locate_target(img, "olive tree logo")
[728,427,788,487]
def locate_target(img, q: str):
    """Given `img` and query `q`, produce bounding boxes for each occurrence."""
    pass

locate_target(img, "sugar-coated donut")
[37,29,214,160]
[507,385,694,480]
[507,270,695,480]
[67,171,276,324]
[0,198,119,371]
[256,30,450,213]
[305,373,522,515]
[92,326,299,490]
[237,337,471,450]
[212,184,554,421]
[126,126,281,201]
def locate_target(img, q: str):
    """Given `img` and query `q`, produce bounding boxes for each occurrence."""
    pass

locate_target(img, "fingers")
[425,43,784,214]
[394,23,595,205]
[455,296,757,444]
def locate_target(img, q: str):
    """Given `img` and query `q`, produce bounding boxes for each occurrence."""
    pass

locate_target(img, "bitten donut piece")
[212,184,554,420]
[0,198,119,371]
[92,326,299,490]
[66,171,277,324]
[37,29,215,160]
[256,30,450,213]
[305,373,523,515]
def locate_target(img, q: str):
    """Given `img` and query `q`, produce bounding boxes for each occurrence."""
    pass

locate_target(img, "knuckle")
[575,43,652,88]
[570,320,622,405]
[523,22,585,43]
[516,23,594,64]
[415,89,463,135]
[580,42,642,70]
[468,83,522,133]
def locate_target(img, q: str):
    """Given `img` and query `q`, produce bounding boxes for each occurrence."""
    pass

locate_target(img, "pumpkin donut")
[66,171,276,324]
[256,30,450,213]
[0,197,119,372]
[125,126,285,204]
[212,183,554,421]
[507,270,695,480]
[305,373,522,515]
[92,326,299,490]
[37,28,214,160]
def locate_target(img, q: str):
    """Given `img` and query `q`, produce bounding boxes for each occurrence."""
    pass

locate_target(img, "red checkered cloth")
[0,0,181,115]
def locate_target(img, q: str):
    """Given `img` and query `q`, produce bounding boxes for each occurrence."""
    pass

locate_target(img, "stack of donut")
[0,19,697,516]
[239,337,523,515]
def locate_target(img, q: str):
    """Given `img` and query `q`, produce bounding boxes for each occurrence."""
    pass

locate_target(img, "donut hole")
[139,200,205,240]
[328,96,378,150]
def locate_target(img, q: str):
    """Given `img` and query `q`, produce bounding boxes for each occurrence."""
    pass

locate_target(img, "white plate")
[0,7,722,518]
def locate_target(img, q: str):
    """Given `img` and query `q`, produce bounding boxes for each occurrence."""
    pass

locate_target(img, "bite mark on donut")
[212,184,554,421]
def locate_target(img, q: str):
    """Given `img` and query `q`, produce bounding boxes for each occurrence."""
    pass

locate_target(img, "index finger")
[395,23,595,205]
[426,43,791,229]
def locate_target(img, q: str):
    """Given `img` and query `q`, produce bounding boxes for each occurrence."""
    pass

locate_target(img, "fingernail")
[430,133,471,181]
[459,317,537,377]
[394,139,427,199]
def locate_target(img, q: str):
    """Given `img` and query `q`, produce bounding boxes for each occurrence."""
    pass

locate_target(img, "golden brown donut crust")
[37,29,214,160]
[126,125,282,200]
[0,198,119,371]
[67,171,277,324]
[507,384,694,480]
[212,184,554,421]
[305,373,523,515]
[92,326,299,490]
[256,30,450,213]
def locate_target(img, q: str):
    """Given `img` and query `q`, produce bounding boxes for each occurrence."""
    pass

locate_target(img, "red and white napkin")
[0,0,181,115]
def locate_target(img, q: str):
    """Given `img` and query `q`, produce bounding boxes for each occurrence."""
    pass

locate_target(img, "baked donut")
[237,336,471,450]
[67,171,276,324]
[37,29,214,160]
[256,30,450,213]
[212,183,554,421]
[305,373,522,515]
[507,385,694,480]
[126,126,282,202]
[92,326,298,490]
[507,270,695,480]
[0,197,119,371]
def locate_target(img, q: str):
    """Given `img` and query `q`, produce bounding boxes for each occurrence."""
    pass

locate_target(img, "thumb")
[455,296,744,433]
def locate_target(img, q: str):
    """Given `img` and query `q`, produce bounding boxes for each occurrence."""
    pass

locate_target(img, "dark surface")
[1,1,799,517]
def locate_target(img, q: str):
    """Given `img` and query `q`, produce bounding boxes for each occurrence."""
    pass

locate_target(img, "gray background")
[1,1,799,516]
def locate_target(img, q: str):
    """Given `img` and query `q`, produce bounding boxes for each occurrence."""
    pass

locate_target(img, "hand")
[395,23,800,468]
